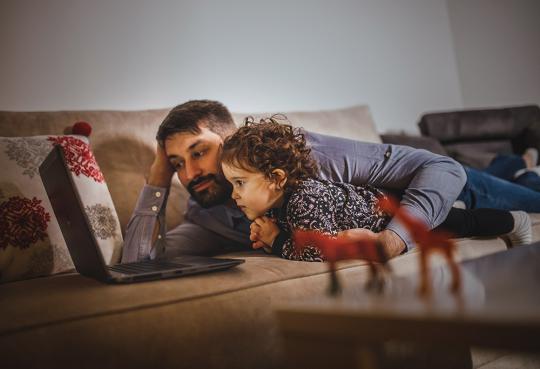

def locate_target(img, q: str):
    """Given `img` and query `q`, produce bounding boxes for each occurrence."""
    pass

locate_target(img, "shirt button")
[155,191,161,198]
[385,151,391,158]
[151,205,158,212]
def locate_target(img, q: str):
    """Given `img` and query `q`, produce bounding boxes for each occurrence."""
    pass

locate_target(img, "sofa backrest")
[418,105,540,168]
[0,104,380,234]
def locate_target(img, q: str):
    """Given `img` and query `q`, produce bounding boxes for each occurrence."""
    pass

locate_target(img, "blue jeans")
[484,154,540,192]
[458,156,540,212]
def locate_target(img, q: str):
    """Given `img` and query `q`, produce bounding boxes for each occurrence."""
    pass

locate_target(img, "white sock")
[514,165,540,179]
[515,148,539,178]
[506,211,532,247]
[514,168,527,179]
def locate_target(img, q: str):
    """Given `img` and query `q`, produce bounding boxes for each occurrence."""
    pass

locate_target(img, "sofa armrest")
[381,134,448,156]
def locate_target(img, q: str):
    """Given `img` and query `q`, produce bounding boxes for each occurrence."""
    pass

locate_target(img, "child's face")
[221,163,284,220]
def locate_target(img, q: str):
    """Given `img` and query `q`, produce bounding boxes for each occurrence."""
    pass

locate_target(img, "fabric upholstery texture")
[2,237,529,369]
[233,104,382,144]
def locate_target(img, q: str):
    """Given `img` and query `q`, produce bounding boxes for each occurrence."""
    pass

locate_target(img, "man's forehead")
[165,130,209,154]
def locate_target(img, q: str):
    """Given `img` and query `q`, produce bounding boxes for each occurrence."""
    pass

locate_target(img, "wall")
[2,0,464,134]
[447,0,540,108]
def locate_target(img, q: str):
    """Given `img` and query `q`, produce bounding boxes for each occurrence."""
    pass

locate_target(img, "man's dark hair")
[156,100,236,145]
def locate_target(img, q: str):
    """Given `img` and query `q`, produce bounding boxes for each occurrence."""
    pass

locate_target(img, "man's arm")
[377,229,406,258]
[122,144,174,262]
[308,133,467,254]
[375,145,466,253]
[121,184,168,262]
[122,183,237,262]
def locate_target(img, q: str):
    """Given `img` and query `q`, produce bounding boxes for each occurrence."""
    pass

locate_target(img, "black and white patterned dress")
[268,178,391,262]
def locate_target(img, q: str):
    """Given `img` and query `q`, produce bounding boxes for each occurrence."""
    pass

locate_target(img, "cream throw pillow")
[232,105,382,144]
[0,135,122,283]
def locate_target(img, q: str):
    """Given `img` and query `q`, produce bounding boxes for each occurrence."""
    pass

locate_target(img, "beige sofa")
[1,105,539,369]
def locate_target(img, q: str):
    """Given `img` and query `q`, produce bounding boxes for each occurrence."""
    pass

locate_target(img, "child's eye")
[236,180,244,187]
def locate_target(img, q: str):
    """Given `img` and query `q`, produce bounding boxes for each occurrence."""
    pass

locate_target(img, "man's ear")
[270,169,287,191]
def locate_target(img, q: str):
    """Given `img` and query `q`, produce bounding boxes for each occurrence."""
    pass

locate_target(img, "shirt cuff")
[133,184,169,215]
[385,220,412,253]
[385,204,432,252]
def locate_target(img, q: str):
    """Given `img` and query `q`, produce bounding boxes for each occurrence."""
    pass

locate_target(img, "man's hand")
[250,216,280,250]
[377,229,406,258]
[337,228,377,242]
[147,143,175,188]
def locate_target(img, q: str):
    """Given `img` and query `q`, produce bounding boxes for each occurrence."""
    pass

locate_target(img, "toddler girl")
[220,116,531,261]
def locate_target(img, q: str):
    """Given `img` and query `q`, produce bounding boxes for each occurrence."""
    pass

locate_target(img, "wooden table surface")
[276,243,540,369]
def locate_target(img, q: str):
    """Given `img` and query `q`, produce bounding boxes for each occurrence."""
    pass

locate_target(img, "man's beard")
[187,173,232,208]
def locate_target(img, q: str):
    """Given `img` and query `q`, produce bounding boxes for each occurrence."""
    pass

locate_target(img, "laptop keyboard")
[109,260,190,275]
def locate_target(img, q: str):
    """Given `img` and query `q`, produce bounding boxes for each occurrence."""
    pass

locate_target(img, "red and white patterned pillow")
[0,135,123,283]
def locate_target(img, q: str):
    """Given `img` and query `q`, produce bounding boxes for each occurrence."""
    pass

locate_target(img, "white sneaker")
[506,211,532,246]
[453,200,466,209]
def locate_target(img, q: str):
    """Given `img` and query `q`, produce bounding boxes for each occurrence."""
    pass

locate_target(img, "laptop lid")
[39,145,111,281]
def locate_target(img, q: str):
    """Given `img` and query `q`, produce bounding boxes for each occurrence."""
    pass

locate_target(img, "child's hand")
[250,216,280,250]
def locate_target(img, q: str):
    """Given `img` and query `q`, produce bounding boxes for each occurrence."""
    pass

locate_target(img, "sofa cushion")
[0,135,122,283]
[0,234,525,369]
[233,105,381,144]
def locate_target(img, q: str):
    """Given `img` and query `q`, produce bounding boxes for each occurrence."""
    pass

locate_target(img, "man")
[122,100,469,263]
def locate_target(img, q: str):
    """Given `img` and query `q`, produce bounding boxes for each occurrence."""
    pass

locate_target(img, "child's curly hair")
[221,115,319,193]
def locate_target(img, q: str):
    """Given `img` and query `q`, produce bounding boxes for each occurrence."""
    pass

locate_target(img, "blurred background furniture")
[383,105,540,169]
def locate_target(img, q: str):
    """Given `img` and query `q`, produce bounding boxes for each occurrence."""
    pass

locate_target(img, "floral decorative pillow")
[0,135,123,283]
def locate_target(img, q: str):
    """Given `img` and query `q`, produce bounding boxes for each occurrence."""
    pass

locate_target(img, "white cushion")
[232,105,382,143]
[0,135,122,283]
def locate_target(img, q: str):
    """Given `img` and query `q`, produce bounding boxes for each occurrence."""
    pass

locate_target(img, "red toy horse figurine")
[378,196,461,297]
[294,230,391,295]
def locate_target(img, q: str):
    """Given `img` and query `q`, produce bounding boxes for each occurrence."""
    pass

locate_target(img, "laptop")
[39,145,244,284]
